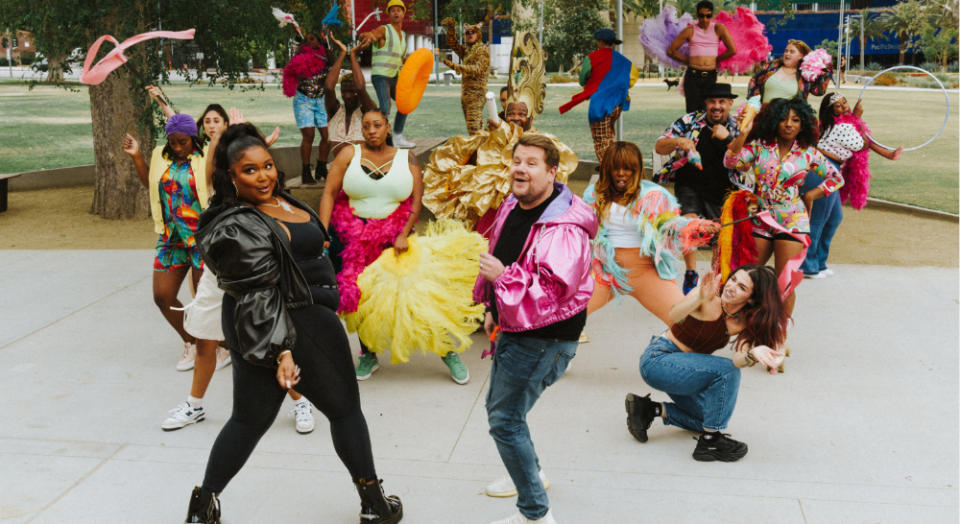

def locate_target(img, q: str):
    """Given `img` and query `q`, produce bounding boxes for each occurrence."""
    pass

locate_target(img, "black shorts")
[752,231,808,243]
[674,183,724,220]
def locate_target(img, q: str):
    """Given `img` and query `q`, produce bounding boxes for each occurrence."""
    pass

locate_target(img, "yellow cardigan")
[147,145,210,235]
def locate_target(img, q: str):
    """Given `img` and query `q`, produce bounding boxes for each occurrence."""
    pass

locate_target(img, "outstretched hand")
[698,271,721,301]
[750,345,785,375]
[122,133,140,156]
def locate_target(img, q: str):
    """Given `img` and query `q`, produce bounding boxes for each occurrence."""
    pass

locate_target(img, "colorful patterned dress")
[723,140,842,235]
[154,155,203,271]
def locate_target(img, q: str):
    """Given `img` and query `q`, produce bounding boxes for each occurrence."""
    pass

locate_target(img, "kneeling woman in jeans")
[185,123,402,524]
[625,264,787,462]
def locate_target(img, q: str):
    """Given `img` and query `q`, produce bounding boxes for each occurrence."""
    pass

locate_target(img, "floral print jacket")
[723,139,843,233]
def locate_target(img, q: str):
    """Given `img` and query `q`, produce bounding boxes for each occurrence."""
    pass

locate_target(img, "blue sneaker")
[682,270,699,295]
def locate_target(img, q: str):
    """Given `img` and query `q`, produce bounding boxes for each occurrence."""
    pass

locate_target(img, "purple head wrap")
[165,113,197,137]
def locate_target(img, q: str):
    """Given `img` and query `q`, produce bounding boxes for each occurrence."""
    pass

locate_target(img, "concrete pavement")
[1,249,957,523]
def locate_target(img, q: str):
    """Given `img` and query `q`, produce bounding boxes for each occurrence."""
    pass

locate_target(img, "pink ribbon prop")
[80,29,195,85]
[754,210,810,300]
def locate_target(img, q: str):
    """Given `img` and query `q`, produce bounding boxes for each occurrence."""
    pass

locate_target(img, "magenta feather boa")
[330,192,414,313]
[715,7,772,74]
[834,113,872,210]
[281,45,327,98]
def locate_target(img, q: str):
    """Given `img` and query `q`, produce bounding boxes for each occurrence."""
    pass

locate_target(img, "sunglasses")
[465,29,479,35]
[697,12,713,18]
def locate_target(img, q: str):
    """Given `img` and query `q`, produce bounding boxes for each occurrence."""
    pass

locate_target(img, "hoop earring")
[232,180,239,197]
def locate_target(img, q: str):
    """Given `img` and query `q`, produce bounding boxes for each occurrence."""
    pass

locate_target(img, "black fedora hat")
[701,83,738,99]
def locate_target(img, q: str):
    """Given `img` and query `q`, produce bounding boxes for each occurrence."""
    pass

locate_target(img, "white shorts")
[183,269,224,340]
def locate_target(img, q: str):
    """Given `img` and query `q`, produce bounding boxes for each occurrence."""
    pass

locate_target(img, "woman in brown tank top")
[624,264,787,462]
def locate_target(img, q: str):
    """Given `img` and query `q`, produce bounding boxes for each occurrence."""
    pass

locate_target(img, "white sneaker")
[485,470,550,498]
[177,342,197,371]
[490,509,556,524]
[820,268,835,277]
[161,401,205,431]
[803,271,826,279]
[215,347,232,370]
[578,332,589,344]
[392,133,415,148]
[292,400,315,434]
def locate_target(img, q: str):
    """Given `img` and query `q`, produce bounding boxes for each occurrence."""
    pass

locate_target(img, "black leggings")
[202,299,376,493]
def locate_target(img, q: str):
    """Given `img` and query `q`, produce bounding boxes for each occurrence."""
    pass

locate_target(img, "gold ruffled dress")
[422,122,578,227]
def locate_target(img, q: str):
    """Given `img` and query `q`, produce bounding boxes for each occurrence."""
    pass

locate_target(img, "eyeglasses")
[697,12,713,19]
[465,29,478,35]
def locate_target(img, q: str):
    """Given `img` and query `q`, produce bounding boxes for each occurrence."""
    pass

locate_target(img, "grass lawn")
[0,82,956,213]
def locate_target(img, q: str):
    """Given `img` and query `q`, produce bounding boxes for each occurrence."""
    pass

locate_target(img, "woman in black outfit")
[184,123,402,524]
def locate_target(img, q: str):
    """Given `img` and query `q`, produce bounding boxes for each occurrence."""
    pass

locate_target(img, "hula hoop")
[857,65,951,152]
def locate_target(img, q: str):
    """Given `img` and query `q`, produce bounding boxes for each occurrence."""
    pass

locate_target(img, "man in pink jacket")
[473,134,598,524]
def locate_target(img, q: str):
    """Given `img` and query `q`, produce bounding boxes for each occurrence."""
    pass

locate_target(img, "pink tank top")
[688,21,719,57]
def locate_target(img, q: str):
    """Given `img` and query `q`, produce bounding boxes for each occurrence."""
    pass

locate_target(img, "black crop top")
[280,216,339,310]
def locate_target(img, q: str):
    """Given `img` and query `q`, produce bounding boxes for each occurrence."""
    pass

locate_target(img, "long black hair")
[746,97,819,148]
[818,93,840,138]
[207,123,285,210]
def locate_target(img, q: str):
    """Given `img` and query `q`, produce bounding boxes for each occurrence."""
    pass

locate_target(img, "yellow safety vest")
[371,24,405,77]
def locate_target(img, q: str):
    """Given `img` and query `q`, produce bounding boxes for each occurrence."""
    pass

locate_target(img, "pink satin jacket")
[473,183,599,332]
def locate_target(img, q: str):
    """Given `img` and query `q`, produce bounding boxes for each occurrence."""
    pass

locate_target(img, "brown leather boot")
[355,478,403,524]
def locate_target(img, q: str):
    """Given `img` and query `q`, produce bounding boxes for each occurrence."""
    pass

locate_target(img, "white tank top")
[342,144,413,219]
[604,202,644,248]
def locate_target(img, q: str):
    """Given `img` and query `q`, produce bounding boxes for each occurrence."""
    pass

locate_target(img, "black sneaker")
[184,486,220,523]
[692,432,748,462]
[682,270,699,295]
[624,393,658,443]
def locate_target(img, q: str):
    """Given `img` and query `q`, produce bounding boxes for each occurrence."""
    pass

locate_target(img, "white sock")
[295,397,309,406]
[187,395,203,408]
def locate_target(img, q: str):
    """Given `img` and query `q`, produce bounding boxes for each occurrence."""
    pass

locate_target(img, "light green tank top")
[762,69,800,103]
[371,25,405,78]
[342,144,413,219]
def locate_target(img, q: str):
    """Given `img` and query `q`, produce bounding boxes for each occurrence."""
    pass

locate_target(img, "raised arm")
[358,25,387,48]
[667,27,692,65]
[325,37,348,116]
[122,134,149,186]
[442,18,465,58]
[348,41,378,111]
[145,85,175,118]
[716,24,736,62]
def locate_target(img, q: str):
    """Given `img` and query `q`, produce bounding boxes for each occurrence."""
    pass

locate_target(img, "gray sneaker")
[442,352,469,384]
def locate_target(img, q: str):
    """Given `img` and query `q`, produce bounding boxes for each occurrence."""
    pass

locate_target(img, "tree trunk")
[45,54,65,83]
[88,70,151,219]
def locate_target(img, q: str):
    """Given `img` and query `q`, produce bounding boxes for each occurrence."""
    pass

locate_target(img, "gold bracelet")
[744,349,758,366]
[277,350,292,364]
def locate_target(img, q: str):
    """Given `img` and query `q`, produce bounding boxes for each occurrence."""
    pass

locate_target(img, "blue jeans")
[639,335,740,432]
[486,333,576,520]
[800,170,844,275]
[371,74,407,134]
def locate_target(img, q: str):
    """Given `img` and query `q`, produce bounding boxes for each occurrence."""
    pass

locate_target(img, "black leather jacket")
[196,193,335,368]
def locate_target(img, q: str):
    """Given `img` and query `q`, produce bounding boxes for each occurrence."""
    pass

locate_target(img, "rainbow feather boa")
[330,192,414,313]
[834,113,872,210]
[584,181,714,294]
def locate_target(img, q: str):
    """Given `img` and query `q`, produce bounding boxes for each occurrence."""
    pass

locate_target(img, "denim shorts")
[294,91,328,129]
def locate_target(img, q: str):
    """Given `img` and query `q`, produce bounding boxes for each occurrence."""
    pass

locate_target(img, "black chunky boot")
[301,163,316,185]
[315,161,328,181]
[184,486,220,523]
[355,478,403,524]
[625,392,659,443]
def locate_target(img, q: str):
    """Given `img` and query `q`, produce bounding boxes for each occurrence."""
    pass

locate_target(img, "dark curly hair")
[196,104,229,147]
[207,123,285,209]
[726,264,789,351]
[746,97,819,149]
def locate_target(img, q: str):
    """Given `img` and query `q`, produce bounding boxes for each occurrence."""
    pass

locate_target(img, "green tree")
[880,0,925,65]
[0,0,307,218]
[847,9,888,70]
[918,0,959,70]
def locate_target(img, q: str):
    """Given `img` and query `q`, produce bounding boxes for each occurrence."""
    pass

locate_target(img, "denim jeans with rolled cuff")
[800,170,843,275]
[639,335,740,432]
[486,332,576,520]
[371,74,407,134]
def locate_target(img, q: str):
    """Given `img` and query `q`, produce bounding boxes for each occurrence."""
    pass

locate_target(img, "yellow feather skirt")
[343,219,488,364]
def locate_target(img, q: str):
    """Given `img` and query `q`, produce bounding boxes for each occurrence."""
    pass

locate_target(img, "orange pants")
[587,248,683,325]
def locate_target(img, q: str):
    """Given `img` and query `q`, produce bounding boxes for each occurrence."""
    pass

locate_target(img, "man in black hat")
[559,27,635,162]
[653,82,740,294]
